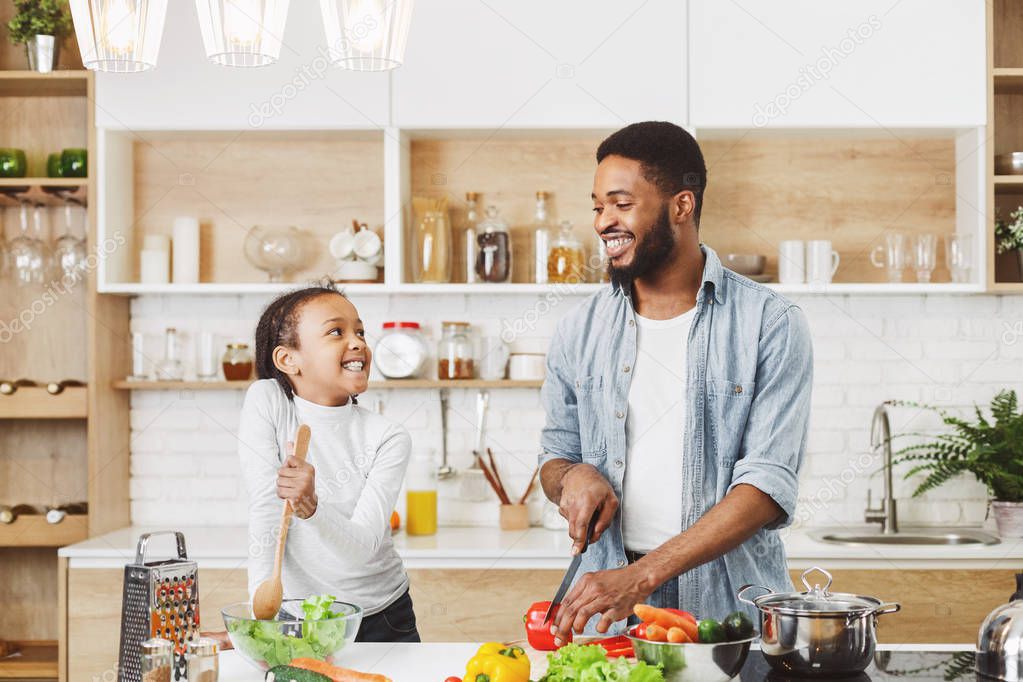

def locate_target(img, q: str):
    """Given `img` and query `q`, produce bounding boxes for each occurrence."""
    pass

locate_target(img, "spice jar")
[221,343,254,381]
[140,637,173,682]
[548,220,585,283]
[186,637,219,682]
[437,321,474,379]
[475,205,512,283]
[375,322,429,379]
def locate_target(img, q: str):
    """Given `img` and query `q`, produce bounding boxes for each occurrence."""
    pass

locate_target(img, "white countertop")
[218,643,976,682]
[58,525,1023,570]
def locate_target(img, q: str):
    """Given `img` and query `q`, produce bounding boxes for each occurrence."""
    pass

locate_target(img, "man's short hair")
[596,121,707,227]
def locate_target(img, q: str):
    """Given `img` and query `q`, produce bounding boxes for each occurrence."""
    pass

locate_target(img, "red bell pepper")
[523,601,571,651]
[592,635,633,658]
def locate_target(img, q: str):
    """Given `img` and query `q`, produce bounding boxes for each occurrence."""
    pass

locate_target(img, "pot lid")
[741,566,888,617]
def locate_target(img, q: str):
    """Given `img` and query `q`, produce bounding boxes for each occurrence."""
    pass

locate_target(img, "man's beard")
[607,206,676,287]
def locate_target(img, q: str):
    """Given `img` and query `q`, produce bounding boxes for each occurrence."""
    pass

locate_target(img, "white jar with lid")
[374,322,429,379]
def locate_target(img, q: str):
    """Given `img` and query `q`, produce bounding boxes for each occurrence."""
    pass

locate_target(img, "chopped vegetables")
[539,643,664,682]
[228,594,349,669]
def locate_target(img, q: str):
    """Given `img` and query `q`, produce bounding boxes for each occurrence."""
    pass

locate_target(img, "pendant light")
[195,0,291,67]
[68,0,169,72]
[319,0,414,71]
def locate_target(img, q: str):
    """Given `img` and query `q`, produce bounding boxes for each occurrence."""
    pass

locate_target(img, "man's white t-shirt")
[622,306,696,553]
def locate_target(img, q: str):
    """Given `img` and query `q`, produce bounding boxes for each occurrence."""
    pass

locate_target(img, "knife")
[544,511,601,624]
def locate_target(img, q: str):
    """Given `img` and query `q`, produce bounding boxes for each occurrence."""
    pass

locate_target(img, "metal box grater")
[117,532,200,682]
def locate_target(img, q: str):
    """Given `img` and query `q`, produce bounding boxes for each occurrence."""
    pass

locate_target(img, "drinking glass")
[52,202,87,281]
[8,203,50,286]
[870,233,908,283]
[945,233,973,284]
[912,233,938,283]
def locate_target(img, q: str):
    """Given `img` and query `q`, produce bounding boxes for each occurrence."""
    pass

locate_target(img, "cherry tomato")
[444,677,462,682]
[631,622,648,639]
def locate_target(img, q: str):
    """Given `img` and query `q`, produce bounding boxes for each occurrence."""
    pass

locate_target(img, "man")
[539,121,813,642]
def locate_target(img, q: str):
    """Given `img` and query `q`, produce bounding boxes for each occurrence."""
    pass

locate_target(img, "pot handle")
[870,602,901,617]
[800,566,834,595]
[737,584,772,605]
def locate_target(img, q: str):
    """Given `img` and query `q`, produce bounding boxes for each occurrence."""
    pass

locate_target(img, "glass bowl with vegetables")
[222,595,362,671]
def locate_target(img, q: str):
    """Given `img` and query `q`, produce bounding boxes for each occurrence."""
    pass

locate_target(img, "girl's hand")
[277,440,318,519]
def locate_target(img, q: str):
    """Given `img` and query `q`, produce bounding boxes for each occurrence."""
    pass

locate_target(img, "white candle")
[172,217,200,284]
[140,249,169,283]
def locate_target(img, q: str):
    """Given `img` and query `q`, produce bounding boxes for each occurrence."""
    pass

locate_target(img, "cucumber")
[265,664,333,682]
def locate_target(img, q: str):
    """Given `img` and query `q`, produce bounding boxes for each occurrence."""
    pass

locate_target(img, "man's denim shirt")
[539,244,813,633]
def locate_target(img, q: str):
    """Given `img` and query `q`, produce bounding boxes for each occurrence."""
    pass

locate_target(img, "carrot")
[666,626,689,643]
[644,623,668,642]
[634,603,699,641]
[290,658,392,682]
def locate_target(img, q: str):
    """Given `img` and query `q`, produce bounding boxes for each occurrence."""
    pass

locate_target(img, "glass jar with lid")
[548,220,585,283]
[186,636,219,682]
[140,637,173,682]
[374,322,429,379]
[221,343,254,381]
[475,205,512,283]
[413,196,452,283]
[437,321,474,379]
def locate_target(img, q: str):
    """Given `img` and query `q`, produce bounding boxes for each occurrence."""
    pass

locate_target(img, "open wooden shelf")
[0,70,89,97]
[0,639,58,679]
[113,379,545,390]
[0,387,87,419]
[0,177,86,187]
[0,516,88,548]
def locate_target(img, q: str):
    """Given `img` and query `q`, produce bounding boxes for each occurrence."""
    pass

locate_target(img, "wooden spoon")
[252,423,311,620]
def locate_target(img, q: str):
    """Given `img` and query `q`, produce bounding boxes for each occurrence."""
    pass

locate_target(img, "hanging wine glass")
[8,202,50,286]
[52,201,88,281]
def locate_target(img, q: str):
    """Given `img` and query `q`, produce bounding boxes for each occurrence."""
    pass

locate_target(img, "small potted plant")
[890,390,1023,537]
[996,207,1023,282]
[6,0,73,73]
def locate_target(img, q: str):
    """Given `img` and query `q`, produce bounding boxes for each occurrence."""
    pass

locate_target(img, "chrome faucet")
[865,402,899,534]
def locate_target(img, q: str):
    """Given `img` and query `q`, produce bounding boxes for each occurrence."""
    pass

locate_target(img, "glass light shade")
[319,0,414,71]
[195,0,291,67]
[69,0,169,72]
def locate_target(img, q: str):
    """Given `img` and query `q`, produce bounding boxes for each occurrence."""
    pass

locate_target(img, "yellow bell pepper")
[464,642,530,682]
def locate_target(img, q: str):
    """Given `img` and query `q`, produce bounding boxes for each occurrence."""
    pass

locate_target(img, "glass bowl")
[221,600,362,671]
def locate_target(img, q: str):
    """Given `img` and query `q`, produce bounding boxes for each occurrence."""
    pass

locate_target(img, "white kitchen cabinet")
[690,0,986,128]
[95,2,389,130]
[392,0,687,129]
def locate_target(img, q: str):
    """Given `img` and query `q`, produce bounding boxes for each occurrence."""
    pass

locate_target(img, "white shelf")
[97,282,608,296]
[769,282,986,295]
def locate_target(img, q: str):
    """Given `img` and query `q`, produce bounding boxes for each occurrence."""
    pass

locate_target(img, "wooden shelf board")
[989,281,1023,292]
[0,387,87,419]
[0,639,58,679]
[0,178,87,187]
[113,379,544,390]
[0,516,88,548]
[0,70,89,97]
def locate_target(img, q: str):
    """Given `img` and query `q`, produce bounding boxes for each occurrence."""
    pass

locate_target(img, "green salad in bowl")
[222,594,362,670]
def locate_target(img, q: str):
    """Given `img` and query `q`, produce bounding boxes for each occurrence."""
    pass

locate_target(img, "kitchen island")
[56,526,1021,680]
[217,643,977,681]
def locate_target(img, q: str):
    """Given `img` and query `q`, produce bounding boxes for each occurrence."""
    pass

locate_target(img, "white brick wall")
[128,292,1023,530]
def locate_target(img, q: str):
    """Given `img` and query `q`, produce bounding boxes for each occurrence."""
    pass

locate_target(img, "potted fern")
[996,207,1023,282]
[890,390,1023,537]
[6,0,72,73]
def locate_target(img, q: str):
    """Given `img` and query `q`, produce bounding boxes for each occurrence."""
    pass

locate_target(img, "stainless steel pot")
[737,565,900,677]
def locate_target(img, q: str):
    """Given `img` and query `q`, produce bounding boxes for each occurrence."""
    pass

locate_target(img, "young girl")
[238,283,419,642]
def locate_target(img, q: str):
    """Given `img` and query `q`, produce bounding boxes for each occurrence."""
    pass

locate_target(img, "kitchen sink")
[809,528,1000,546]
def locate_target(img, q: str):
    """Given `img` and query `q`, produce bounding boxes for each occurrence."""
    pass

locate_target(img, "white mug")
[778,241,805,284]
[806,240,840,286]
[478,337,510,381]
[508,353,546,381]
